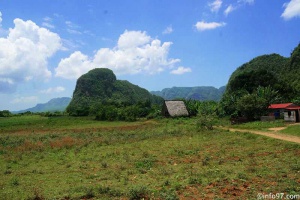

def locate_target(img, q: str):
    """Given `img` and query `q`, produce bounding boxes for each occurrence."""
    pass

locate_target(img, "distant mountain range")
[13,85,226,114]
[151,86,226,101]
[14,97,71,113]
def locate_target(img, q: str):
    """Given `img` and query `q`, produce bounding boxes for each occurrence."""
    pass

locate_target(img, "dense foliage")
[151,86,225,101]
[93,100,160,122]
[0,110,12,117]
[220,43,300,120]
[67,68,163,119]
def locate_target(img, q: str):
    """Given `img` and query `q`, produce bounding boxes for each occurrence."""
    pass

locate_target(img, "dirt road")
[222,127,300,144]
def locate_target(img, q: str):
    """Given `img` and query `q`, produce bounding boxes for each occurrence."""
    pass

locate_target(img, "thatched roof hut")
[162,100,189,117]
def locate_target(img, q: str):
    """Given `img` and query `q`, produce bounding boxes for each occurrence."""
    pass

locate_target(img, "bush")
[0,110,12,117]
[197,115,214,130]
[128,186,149,200]
[158,189,179,200]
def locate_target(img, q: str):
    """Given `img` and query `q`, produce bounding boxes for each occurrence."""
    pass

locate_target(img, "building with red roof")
[268,103,300,122]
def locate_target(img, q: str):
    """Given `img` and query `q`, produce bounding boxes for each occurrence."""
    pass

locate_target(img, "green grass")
[0,115,147,133]
[231,119,286,130]
[280,124,300,137]
[0,116,299,199]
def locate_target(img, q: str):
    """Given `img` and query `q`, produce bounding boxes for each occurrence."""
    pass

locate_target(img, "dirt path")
[220,126,300,144]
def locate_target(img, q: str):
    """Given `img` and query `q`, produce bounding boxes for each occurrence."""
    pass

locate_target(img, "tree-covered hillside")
[67,68,163,117]
[220,43,300,119]
[151,86,226,101]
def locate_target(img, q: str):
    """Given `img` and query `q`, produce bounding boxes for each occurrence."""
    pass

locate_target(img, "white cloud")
[56,51,92,79]
[40,86,65,94]
[42,22,55,29]
[11,96,38,104]
[0,12,8,37]
[170,67,192,75]
[222,0,254,16]
[224,5,236,16]
[209,0,223,12]
[163,26,173,34]
[117,30,151,49]
[65,21,80,29]
[55,30,181,79]
[0,77,14,85]
[65,20,82,34]
[67,29,82,35]
[281,0,300,20]
[0,18,62,93]
[195,21,226,31]
[238,0,254,5]
[42,17,55,29]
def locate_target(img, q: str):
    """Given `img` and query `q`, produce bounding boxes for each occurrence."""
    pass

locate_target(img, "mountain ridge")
[13,97,71,113]
[151,86,226,101]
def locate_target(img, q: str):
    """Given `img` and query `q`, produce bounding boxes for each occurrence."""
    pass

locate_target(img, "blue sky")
[0,0,300,111]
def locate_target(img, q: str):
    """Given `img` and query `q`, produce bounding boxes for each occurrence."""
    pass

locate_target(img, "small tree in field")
[197,101,218,130]
[0,110,12,117]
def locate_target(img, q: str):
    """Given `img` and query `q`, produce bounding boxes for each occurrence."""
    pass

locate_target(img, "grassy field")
[0,116,300,199]
[280,124,300,137]
[228,120,286,131]
[230,119,300,137]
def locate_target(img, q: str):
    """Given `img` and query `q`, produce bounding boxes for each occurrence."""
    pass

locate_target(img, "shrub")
[128,186,149,200]
[0,110,12,117]
[10,177,19,186]
[80,187,95,199]
[158,189,179,200]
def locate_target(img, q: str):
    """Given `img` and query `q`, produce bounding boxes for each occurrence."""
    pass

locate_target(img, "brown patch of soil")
[177,179,251,199]
[268,127,286,131]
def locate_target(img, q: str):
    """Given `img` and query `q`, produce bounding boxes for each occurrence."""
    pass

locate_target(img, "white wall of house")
[284,111,296,122]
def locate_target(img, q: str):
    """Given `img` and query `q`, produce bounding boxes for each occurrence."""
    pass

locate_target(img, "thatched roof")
[163,100,189,117]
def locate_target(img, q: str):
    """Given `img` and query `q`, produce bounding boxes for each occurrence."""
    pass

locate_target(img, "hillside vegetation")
[152,86,225,101]
[66,68,163,119]
[220,43,300,119]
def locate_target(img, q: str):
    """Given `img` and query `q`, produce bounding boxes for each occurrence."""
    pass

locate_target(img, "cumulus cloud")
[163,26,173,34]
[0,12,2,26]
[56,51,92,79]
[40,86,65,94]
[209,0,223,12]
[0,18,62,93]
[281,0,300,20]
[170,67,192,75]
[55,30,182,79]
[117,30,151,49]
[195,21,226,31]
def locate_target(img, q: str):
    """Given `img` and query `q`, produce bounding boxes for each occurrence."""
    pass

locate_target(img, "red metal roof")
[268,103,294,109]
